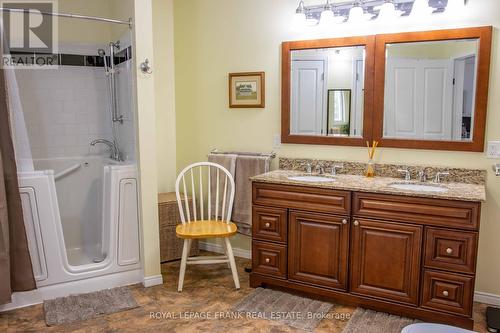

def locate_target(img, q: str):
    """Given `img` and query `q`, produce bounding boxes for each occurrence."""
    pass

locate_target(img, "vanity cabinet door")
[288,210,349,291]
[350,218,423,305]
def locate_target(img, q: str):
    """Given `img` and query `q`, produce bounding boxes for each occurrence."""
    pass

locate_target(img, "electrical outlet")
[273,134,281,148]
[486,141,500,158]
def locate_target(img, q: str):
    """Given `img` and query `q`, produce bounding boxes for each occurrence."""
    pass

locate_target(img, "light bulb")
[320,9,335,26]
[292,1,307,29]
[292,12,307,28]
[377,2,403,21]
[410,0,433,18]
[348,5,371,24]
[320,0,338,26]
[445,0,465,17]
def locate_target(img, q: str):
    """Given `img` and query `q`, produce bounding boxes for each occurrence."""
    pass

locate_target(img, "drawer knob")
[265,258,270,263]
[265,222,271,228]
[446,248,453,254]
[342,219,348,225]
[442,290,449,297]
[353,220,359,226]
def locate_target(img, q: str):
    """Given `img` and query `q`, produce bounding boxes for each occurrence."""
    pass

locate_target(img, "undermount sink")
[388,183,449,193]
[288,175,336,183]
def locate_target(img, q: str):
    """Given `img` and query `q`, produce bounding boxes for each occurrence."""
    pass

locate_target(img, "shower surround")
[0,37,142,311]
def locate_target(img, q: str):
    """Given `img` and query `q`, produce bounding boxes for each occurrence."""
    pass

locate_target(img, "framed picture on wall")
[229,72,265,108]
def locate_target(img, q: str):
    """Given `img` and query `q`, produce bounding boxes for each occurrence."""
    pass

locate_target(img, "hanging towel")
[232,156,270,236]
[208,153,237,220]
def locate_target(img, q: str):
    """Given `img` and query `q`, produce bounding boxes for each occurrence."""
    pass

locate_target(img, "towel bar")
[209,148,276,159]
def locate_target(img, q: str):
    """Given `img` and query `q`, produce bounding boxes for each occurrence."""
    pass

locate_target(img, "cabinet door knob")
[265,222,271,228]
[342,219,348,225]
[446,248,453,254]
[353,220,359,226]
[265,258,270,263]
[442,290,449,297]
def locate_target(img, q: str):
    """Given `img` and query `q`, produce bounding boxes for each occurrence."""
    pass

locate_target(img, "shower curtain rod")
[0,8,132,27]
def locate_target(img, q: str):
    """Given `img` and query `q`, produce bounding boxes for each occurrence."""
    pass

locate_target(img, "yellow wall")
[57,0,114,44]
[6,0,119,46]
[173,0,500,296]
[153,0,177,193]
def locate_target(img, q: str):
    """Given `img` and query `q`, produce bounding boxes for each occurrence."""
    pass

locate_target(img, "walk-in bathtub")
[0,156,142,311]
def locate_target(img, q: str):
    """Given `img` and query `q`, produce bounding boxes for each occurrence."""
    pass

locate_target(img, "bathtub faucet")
[90,139,123,162]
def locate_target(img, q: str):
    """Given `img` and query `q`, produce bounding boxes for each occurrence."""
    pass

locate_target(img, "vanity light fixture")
[376,0,404,21]
[348,1,373,24]
[305,14,320,26]
[409,0,434,18]
[292,1,307,28]
[319,0,337,26]
[293,0,468,28]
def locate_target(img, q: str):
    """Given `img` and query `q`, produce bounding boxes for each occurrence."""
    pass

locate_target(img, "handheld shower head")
[97,49,106,57]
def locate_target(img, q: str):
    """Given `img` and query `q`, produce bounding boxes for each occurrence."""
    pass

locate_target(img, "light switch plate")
[273,134,281,148]
[487,141,500,158]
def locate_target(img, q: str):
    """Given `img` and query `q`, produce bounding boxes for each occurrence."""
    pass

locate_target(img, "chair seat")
[176,220,237,239]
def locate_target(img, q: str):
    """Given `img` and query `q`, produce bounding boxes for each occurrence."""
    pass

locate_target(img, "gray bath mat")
[233,287,333,331]
[342,308,419,333]
[43,286,138,326]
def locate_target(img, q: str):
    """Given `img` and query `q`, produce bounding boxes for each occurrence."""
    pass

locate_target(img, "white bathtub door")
[19,187,48,282]
[117,178,140,266]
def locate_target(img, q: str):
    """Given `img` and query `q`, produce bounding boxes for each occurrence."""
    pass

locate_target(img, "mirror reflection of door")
[383,39,478,142]
[290,46,365,137]
[328,89,351,136]
[291,56,328,135]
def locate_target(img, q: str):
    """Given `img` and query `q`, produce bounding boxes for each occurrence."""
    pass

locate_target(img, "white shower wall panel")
[15,66,113,159]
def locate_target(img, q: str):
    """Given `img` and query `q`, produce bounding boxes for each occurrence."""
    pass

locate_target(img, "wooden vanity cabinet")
[349,218,422,305]
[250,182,481,329]
[288,210,350,291]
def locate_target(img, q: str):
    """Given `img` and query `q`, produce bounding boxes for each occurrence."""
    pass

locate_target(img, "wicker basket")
[158,193,199,262]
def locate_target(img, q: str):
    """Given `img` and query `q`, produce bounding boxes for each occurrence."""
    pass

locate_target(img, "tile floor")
[0,253,492,332]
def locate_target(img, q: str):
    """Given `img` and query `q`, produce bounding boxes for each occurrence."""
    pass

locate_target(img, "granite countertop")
[250,170,486,202]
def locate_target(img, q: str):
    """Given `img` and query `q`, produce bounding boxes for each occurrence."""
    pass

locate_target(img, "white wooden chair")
[175,162,240,292]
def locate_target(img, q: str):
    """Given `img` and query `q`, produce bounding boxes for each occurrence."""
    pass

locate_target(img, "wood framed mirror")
[281,36,375,146]
[373,26,492,152]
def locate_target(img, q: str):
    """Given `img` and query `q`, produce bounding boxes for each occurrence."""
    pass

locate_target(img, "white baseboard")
[143,274,164,287]
[199,241,251,259]
[475,291,500,306]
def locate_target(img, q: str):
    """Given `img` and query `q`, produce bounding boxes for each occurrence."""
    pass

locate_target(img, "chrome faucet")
[397,168,411,181]
[433,172,450,183]
[331,164,344,176]
[315,164,325,175]
[90,139,122,161]
[305,163,312,174]
[417,170,427,182]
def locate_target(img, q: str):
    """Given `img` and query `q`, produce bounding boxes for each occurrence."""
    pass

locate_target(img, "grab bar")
[54,163,82,181]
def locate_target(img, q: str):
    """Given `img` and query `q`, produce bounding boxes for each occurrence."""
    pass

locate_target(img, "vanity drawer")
[421,270,474,316]
[424,228,478,274]
[252,241,287,279]
[252,206,288,243]
[353,192,480,230]
[253,182,350,215]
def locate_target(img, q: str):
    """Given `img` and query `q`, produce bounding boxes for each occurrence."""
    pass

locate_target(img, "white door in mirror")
[384,58,453,140]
